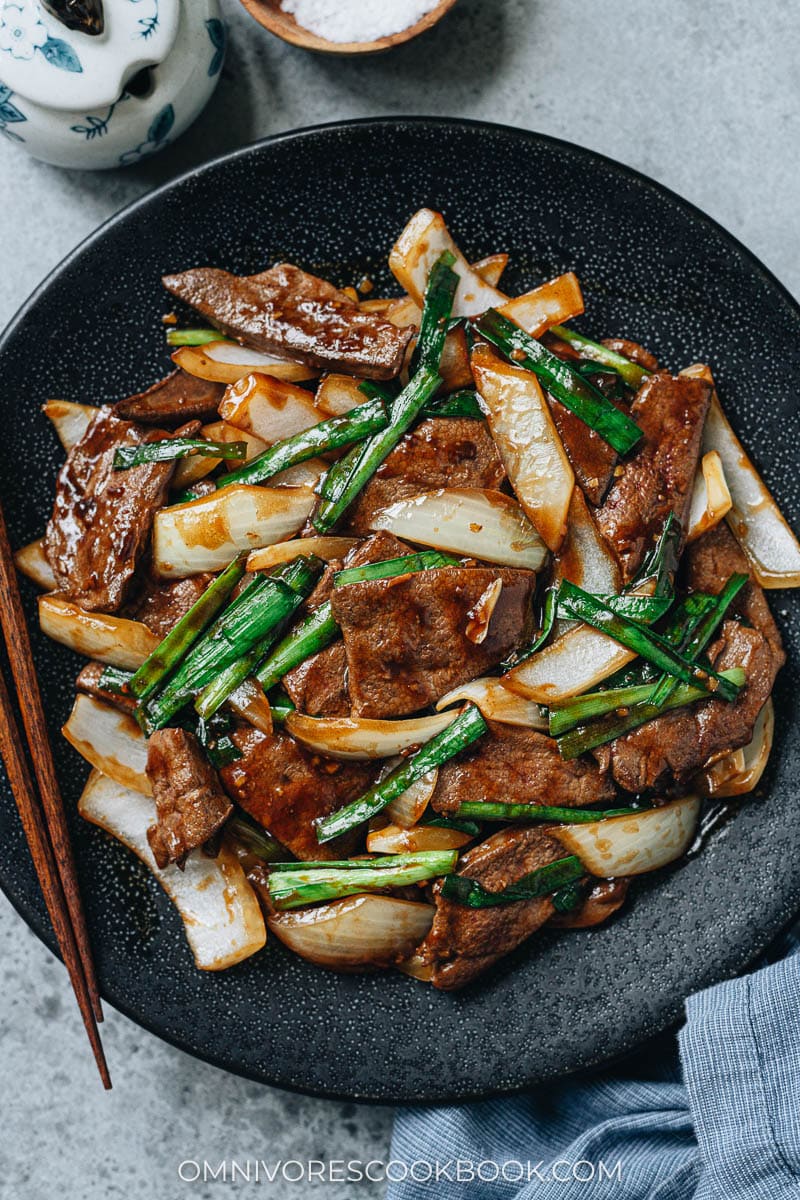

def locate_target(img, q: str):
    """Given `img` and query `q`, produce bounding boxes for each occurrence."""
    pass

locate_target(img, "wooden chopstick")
[0,666,111,1088]
[0,502,109,1081]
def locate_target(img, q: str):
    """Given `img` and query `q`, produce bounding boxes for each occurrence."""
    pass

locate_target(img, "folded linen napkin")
[388,926,800,1200]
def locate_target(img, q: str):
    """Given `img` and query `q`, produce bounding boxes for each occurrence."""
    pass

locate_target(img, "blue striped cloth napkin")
[388,924,800,1199]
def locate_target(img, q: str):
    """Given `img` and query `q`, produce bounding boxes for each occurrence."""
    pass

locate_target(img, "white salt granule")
[281,0,441,44]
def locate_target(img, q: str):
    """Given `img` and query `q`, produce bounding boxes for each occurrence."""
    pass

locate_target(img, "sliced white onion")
[465,578,503,644]
[503,578,656,704]
[381,256,506,333]
[553,795,701,877]
[554,488,621,595]
[285,710,458,760]
[219,372,324,444]
[702,699,774,798]
[389,209,506,317]
[435,676,547,729]
[472,346,574,552]
[39,594,159,669]
[246,536,358,572]
[79,770,266,970]
[702,747,746,793]
[385,766,438,828]
[43,399,95,452]
[268,894,434,970]
[171,449,223,490]
[172,341,315,384]
[368,487,547,571]
[396,952,434,982]
[687,450,733,543]
[439,326,474,391]
[682,363,800,588]
[208,419,269,461]
[503,623,637,704]
[268,458,327,488]
[314,373,364,415]
[14,537,56,591]
[227,678,273,735]
[63,694,150,795]
[367,822,473,853]
[172,419,267,490]
[153,484,315,577]
[551,489,620,640]
[498,271,585,338]
[359,297,395,315]
[385,294,422,329]
[472,252,509,288]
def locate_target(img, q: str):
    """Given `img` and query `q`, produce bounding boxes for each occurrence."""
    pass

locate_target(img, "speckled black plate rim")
[0,115,798,1106]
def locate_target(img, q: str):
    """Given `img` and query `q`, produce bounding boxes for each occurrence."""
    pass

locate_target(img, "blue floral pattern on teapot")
[0,0,224,168]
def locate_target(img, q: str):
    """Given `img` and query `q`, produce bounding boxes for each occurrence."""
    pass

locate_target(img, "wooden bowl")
[238,0,460,55]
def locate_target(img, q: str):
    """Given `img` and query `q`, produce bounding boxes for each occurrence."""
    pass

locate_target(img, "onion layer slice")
[369,488,547,571]
[173,341,315,384]
[683,363,800,587]
[63,694,150,795]
[153,484,315,577]
[285,711,459,760]
[553,795,701,877]
[268,894,434,970]
[472,345,574,552]
[39,594,160,670]
[79,770,266,970]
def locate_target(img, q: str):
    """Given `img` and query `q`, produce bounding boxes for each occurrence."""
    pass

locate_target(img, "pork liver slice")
[45,406,175,613]
[162,263,411,380]
[421,826,567,990]
[595,372,711,581]
[332,567,535,718]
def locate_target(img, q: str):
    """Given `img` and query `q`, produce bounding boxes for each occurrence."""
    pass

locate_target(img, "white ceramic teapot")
[0,0,224,168]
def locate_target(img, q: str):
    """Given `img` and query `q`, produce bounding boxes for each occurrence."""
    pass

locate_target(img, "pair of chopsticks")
[0,502,110,1088]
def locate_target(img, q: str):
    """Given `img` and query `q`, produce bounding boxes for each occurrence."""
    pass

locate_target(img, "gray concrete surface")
[0,1,798,1197]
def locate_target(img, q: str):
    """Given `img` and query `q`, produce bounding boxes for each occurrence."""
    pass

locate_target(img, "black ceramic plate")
[1,118,799,1104]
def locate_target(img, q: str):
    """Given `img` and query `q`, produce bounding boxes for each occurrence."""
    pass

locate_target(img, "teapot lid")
[0,0,179,112]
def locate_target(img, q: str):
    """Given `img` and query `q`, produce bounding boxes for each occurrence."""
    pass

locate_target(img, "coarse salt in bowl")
[280,0,442,44]
[238,0,459,54]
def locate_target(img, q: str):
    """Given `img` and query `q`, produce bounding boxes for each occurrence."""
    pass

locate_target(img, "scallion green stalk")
[631,512,682,595]
[312,366,442,532]
[473,309,642,454]
[548,679,678,736]
[549,324,651,390]
[193,557,324,720]
[316,705,488,843]
[557,666,746,758]
[312,255,458,531]
[255,602,339,692]
[129,553,248,702]
[440,855,583,908]
[557,580,740,701]
[113,437,246,471]
[333,550,459,588]
[141,557,322,731]
[451,801,642,823]
[96,665,134,695]
[166,328,233,346]
[648,573,748,706]
[268,850,459,910]
[411,250,459,372]
[217,397,389,490]
[421,389,485,420]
